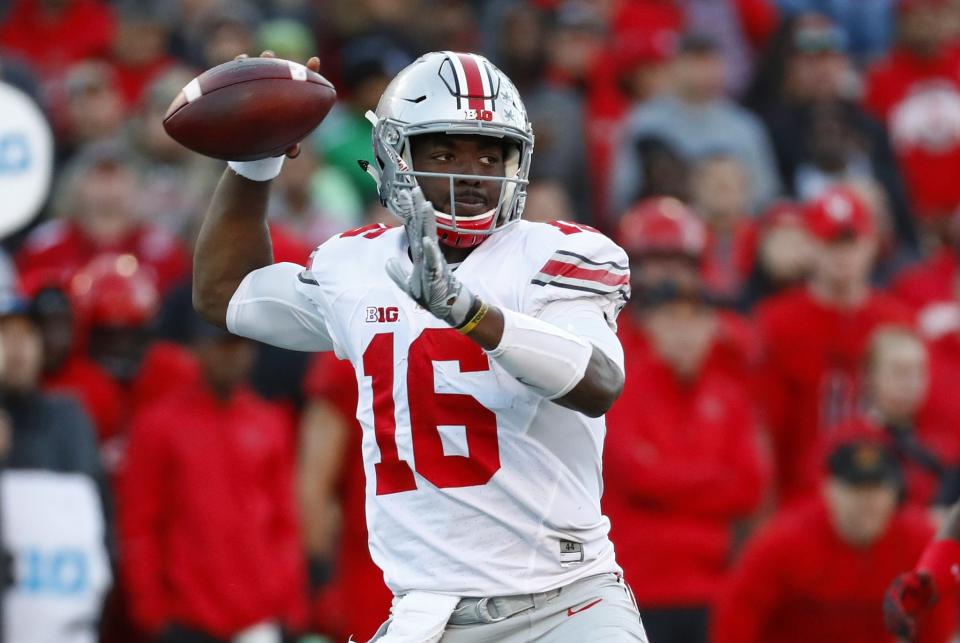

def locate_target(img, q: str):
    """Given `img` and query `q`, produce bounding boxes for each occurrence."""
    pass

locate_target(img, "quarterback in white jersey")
[194,51,647,642]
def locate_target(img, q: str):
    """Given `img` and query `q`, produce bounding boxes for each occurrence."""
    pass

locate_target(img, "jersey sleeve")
[521,222,631,330]
[226,261,336,352]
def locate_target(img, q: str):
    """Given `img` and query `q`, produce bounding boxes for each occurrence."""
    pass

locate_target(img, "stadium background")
[2,0,960,641]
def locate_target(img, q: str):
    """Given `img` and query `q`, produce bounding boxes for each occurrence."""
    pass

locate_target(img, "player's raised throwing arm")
[193,52,321,328]
[193,167,276,326]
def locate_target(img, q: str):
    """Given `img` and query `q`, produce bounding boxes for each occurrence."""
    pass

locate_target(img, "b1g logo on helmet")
[366,306,399,323]
[464,109,494,122]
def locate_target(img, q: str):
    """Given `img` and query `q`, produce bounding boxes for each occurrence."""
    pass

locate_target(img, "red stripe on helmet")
[456,53,487,112]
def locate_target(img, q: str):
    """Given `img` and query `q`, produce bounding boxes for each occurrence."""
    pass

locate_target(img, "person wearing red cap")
[67,254,200,463]
[713,434,956,643]
[604,276,768,643]
[16,144,189,297]
[756,186,913,505]
[864,0,960,228]
[616,197,760,381]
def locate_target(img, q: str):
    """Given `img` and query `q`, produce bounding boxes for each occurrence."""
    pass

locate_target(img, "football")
[163,57,336,161]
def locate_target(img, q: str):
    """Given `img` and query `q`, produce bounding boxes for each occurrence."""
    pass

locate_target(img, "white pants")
[370,574,648,643]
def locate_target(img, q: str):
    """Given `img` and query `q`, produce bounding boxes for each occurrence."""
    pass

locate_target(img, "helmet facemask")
[365,114,534,248]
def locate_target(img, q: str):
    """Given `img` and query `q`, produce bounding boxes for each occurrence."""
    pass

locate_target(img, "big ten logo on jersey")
[18,547,89,595]
[464,109,494,122]
[367,306,400,323]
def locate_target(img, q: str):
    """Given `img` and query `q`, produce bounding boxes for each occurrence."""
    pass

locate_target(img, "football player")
[193,51,647,642]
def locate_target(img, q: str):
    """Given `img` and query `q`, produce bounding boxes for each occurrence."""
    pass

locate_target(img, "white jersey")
[227,219,630,597]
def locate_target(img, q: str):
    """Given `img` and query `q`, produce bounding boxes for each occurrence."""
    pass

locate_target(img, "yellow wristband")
[457,300,489,335]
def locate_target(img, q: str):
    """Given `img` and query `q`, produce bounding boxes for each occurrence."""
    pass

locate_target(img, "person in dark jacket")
[0,291,112,643]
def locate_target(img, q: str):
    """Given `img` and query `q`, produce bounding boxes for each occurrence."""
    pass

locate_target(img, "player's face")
[824,479,897,547]
[410,134,507,218]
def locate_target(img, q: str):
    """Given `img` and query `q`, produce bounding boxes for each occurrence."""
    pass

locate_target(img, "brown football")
[163,57,336,161]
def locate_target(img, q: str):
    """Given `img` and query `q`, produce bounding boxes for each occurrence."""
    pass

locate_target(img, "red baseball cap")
[805,187,874,242]
[70,253,160,327]
[616,197,707,258]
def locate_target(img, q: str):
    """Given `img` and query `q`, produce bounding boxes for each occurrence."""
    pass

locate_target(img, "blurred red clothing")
[110,57,176,108]
[43,341,200,446]
[120,385,305,638]
[127,341,201,420]
[0,0,114,79]
[17,220,189,295]
[43,353,123,442]
[604,313,768,606]
[269,222,314,266]
[918,331,960,465]
[712,499,955,643]
[891,250,957,313]
[702,220,758,303]
[756,288,913,504]
[303,352,392,642]
[864,46,960,219]
[615,309,759,387]
[890,251,960,339]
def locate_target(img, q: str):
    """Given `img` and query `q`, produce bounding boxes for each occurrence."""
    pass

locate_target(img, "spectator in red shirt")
[864,0,960,230]
[17,142,190,295]
[809,328,949,510]
[299,352,392,642]
[605,280,768,643]
[712,434,956,643]
[689,153,759,306]
[891,212,960,335]
[120,312,305,643]
[864,328,953,501]
[616,196,760,380]
[757,186,913,505]
[919,313,960,471]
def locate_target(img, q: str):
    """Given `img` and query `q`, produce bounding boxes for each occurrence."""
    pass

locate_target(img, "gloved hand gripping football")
[385,187,477,328]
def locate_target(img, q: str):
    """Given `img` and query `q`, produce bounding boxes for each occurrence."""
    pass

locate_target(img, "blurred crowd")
[3,0,960,641]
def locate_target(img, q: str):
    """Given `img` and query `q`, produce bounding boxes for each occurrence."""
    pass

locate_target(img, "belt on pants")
[448,587,564,626]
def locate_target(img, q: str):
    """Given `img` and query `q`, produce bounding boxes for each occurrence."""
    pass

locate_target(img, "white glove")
[385,187,477,328]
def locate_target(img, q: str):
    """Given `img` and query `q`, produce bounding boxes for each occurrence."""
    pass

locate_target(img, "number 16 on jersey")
[362,328,502,495]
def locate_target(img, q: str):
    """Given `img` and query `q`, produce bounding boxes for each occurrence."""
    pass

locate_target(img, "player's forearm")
[466,303,623,417]
[193,169,274,326]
